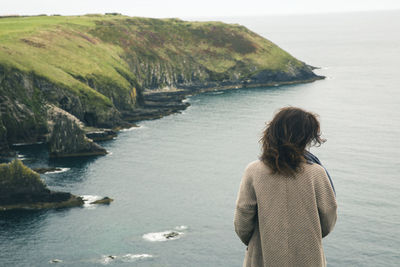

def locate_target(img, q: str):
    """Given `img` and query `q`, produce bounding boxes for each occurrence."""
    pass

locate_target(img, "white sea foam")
[46,167,70,174]
[13,141,44,146]
[120,125,144,132]
[16,154,27,160]
[175,225,188,230]
[99,254,152,265]
[81,195,102,208]
[99,255,116,265]
[121,254,153,262]
[49,259,63,264]
[142,230,184,242]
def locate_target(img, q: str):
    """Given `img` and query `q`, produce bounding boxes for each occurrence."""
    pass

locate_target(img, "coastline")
[0,194,84,211]
[121,76,325,123]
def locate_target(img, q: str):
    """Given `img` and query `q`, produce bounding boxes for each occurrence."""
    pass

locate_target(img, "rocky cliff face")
[47,105,107,157]
[0,66,48,146]
[91,18,321,92]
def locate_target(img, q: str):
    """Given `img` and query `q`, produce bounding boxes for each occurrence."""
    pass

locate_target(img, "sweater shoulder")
[245,159,264,172]
[304,162,326,174]
[302,162,328,182]
[244,160,271,178]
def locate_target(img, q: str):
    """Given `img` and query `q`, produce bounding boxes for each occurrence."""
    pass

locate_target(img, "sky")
[1,0,400,18]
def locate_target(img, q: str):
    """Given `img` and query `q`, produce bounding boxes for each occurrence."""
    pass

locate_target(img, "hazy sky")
[2,0,400,18]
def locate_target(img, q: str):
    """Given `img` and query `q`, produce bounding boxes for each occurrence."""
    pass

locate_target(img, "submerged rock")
[164,231,180,239]
[33,167,62,174]
[90,197,114,205]
[0,160,84,211]
[85,129,117,141]
[47,105,107,158]
[143,230,184,241]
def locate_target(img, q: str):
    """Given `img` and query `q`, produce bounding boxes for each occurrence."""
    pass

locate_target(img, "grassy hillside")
[0,14,309,91]
[0,14,320,149]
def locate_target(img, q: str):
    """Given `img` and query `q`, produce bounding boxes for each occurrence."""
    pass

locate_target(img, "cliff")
[0,14,323,156]
[0,159,84,210]
[47,105,107,157]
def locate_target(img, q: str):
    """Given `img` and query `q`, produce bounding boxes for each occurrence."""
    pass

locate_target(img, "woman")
[234,107,337,267]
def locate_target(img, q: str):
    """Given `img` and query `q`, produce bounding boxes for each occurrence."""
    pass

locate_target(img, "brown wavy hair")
[260,107,325,175]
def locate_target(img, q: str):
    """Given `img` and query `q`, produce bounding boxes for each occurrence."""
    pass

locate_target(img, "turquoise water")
[1,10,400,266]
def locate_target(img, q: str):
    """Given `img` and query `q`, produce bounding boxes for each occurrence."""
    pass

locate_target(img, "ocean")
[1,10,399,266]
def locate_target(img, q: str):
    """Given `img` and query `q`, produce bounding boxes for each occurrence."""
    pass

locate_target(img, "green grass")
[0,15,135,111]
[0,159,46,192]
[0,14,306,114]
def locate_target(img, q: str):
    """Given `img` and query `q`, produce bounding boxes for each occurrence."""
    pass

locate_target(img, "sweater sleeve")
[234,165,257,246]
[314,165,337,238]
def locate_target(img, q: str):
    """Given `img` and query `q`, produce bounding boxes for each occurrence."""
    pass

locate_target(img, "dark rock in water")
[33,167,62,174]
[108,255,116,259]
[90,197,114,205]
[163,231,180,239]
[49,259,63,264]
[47,105,107,158]
[122,90,191,122]
[85,129,117,141]
[0,159,84,211]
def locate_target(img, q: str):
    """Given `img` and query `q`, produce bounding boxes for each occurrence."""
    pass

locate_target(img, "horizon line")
[0,8,399,19]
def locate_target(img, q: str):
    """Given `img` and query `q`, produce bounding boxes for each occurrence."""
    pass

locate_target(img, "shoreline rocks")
[85,129,117,142]
[32,167,63,174]
[47,105,107,158]
[0,159,84,211]
[90,197,113,205]
[123,76,323,123]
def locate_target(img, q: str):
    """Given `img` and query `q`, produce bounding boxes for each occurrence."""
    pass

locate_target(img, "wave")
[99,254,153,265]
[121,254,153,262]
[120,125,144,132]
[46,167,70,174]
[175,225,188,230]
[13,141,44,146]
[81,195,102,209]
[143,230,184,242]
[143,226,188,241]
[49,259,63,264]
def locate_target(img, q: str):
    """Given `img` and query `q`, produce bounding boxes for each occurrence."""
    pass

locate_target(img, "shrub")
[0,159,46,194]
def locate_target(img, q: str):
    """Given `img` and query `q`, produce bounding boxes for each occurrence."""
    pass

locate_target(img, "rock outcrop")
[47,105,107,157]
[90,197,114,205]
[32,167,62,174]
[0,159,84,211]
[85,129,117,142]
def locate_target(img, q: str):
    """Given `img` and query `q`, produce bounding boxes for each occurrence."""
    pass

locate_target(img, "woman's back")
[234,160,337,267]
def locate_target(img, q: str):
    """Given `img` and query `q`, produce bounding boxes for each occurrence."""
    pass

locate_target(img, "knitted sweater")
[234,160,337,267]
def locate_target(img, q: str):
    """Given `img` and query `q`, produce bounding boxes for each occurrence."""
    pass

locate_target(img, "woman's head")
[260,107,325,175]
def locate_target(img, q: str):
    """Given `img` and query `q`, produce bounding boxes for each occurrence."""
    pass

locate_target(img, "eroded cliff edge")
[0,160,84,210]
[0,14,323,156]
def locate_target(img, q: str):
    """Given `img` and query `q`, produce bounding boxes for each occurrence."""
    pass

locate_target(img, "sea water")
[0,10,399,266]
